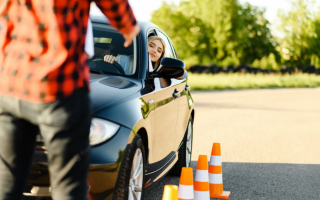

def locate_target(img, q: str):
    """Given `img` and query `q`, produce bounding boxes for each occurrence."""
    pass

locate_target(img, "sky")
[90,0,320,36]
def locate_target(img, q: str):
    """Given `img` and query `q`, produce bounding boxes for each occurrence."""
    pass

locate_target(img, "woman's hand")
[104,55,118,64]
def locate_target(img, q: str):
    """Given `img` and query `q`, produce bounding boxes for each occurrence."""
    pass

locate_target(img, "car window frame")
[144,27,170,90]
[145,27,185,91]
[169,39,178,59]
[145,27,158,75]
[155,29,176,59]
[155,29,187,83]
[155,29,178,59]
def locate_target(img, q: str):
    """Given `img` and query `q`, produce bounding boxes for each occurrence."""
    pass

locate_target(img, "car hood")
[89,73,141,113]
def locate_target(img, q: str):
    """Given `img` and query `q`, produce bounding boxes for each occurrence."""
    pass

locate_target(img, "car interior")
[88,27,136,76]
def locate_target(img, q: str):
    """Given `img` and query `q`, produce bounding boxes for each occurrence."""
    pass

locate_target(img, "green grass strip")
[188,73,320,90]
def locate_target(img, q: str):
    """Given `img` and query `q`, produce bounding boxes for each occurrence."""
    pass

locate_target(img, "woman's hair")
[148,36,166,69]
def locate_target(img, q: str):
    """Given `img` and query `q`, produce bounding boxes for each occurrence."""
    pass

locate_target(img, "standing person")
[0,1,140,200]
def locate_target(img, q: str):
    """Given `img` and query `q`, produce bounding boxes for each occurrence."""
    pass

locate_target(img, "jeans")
[0,89,92,200]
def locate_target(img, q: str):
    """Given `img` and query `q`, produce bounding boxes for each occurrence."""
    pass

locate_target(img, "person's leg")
[0,111,38,200]
[38,89,92,200]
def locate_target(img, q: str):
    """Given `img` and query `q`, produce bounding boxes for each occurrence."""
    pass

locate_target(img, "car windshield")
[88,24,136,76]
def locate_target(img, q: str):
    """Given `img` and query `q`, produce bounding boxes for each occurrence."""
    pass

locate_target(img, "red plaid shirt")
[0,0,137,103]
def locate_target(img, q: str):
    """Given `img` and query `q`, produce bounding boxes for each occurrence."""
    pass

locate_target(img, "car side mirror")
[150,57,186,79]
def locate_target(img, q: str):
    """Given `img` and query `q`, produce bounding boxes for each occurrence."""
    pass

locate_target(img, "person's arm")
[117,55,131,74]
[104,54,130,74]
[94,0,140,47]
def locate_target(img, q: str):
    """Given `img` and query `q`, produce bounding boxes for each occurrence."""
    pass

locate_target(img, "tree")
[151,2,214,65]
[238,3,280,64]
[151,0,242,65]
[251,53,280,71]
[311,54,320,68]
[188,0,241,61]
[309,11,320,68]
[151,0,280,67]
[277,0,318,67]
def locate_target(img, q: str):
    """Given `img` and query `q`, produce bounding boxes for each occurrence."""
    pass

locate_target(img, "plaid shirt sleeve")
[0,0,137,103]
[94,0,137,34]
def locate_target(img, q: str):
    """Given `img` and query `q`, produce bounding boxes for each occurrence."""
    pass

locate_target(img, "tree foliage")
[150,0,320,69]
[277,0,319,67]
[238,3,279,64]
[151,2,213,65]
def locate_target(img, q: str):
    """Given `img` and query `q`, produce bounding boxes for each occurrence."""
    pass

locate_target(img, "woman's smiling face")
[148,39,164,62]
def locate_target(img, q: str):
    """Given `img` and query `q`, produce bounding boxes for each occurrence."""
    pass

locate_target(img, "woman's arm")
[104,54,131,74]
[104,55,118,63]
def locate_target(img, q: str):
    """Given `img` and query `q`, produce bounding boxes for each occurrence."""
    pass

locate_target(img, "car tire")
[170,115,193,176]
[113,134,146,200]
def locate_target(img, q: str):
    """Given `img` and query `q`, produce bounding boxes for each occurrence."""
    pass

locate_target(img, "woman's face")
[148,39,164,62]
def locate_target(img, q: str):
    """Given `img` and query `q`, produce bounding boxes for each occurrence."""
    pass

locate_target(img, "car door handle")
[172,89,180,99]
[185,85,190,91]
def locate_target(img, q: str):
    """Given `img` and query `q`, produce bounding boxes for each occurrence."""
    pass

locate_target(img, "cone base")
[211,191,231,199]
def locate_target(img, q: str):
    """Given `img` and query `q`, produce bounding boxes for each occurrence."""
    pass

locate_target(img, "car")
[23,15,195,200]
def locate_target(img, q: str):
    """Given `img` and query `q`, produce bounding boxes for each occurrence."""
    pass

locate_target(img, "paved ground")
[145,162,320,200]
[145,88,320,200]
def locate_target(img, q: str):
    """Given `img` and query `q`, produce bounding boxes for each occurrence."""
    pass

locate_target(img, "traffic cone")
[209,143,231,199]
[178,167,194,200]
[162,185,178,200]
[194,155,210,200]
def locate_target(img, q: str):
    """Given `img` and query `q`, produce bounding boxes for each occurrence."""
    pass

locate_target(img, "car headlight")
[89,118,120,146]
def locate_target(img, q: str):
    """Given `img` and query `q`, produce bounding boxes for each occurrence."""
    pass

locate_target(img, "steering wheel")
[92,58,126,75]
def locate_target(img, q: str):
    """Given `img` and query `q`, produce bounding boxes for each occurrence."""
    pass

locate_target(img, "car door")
[156,30,190,150]
[152,78,180,162]
[151,30,180,163]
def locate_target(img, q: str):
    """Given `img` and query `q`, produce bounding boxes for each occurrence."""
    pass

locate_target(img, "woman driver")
[104,36,166,71]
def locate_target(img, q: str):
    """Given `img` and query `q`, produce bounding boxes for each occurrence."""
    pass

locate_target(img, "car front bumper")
[24,126,134,200]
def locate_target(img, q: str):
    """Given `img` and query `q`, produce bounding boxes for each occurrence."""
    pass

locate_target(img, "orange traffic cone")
[209,143,231,199]
[178,167,194,200]
[162,185,179,200]
[194,155,210,200]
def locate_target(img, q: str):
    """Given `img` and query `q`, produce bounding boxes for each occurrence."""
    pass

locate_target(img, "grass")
[188,73,320,90]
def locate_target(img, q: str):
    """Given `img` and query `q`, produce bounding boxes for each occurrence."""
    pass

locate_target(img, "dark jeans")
[0,89,92,200]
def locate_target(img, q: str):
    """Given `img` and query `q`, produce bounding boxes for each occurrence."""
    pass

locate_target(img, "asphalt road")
[144,88,320,200]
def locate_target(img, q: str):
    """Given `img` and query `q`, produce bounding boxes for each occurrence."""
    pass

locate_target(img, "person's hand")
[123,24,140,48]
[104,55,118,64]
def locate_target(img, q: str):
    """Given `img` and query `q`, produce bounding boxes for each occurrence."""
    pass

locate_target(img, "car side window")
[144,29,173,90]
[155,31,178,88]
[156,31,175,58]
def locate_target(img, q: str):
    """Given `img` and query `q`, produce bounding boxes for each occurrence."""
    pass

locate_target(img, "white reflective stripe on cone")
[178,185,194,199]
[209,173,223,184]
[195,170,209,182]
[210,155,221,166]
[194,190,210,200]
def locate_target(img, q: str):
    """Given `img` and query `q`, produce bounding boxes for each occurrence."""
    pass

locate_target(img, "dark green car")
[24,16,195,200]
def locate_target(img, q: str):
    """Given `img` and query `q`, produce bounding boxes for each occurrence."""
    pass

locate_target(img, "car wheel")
[113,134,145,200]
[170,116,193,176]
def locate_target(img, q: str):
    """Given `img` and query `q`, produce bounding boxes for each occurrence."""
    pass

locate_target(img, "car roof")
[90,15,160,33]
